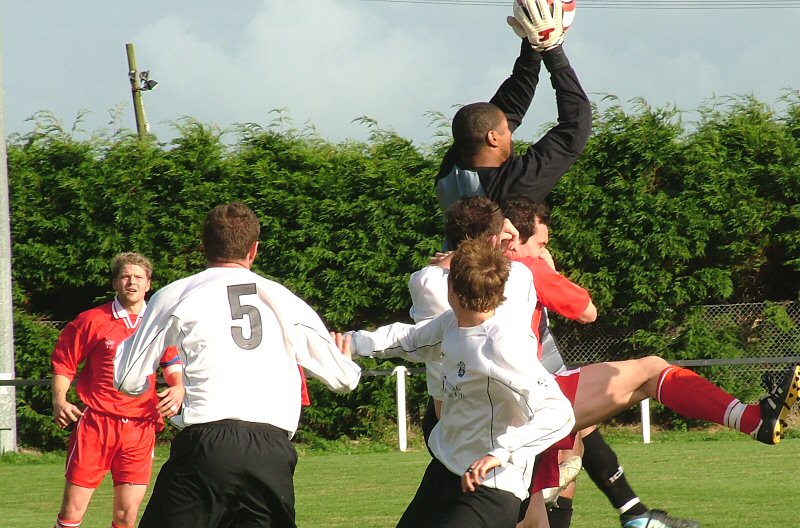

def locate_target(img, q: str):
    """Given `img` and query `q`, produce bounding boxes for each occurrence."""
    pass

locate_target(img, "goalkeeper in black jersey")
[434,0,591,214]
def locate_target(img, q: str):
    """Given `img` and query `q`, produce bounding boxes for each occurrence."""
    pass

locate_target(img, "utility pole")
[126,43,157,140]
[0,41,18,453]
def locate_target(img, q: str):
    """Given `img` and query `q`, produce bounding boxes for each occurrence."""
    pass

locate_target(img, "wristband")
[520,39,543,62]
[542,45,570,71]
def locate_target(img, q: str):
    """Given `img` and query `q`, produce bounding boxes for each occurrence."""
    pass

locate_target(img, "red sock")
[656,366,760,434]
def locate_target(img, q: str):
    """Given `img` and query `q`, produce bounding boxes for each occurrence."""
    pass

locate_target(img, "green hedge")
[7,93,800,449]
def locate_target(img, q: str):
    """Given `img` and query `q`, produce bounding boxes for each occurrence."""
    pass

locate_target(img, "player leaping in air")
[434,0,591,217]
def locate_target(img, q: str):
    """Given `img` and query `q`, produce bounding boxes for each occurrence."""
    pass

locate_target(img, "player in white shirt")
[341,238,575,528]
[114,202,361,528]
[410,197,539,443]
[410,247,538,421]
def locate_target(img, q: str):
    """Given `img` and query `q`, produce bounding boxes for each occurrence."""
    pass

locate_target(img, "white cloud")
[128,0,487,143]
[2,0,798,144]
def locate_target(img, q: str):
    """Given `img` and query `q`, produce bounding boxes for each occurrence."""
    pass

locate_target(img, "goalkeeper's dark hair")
[444,196,504,250]
[452,102,505,160]
[203,202,261,262]
[499,196,551,243]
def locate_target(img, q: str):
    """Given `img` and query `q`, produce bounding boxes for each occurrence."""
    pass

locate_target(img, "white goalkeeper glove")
[507,0,565,52]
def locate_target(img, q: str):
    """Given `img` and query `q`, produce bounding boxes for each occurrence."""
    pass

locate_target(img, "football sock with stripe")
[581,429,648,517]
[55,516,82,528]
[657,366,759,434]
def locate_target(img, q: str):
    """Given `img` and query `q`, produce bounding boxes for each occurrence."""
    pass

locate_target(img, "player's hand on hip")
[53,400,83,428]
[157,385,185,418]
[461,455,502,493]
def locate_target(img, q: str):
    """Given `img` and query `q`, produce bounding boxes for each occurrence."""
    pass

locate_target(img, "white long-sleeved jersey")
[350,311,574,500]
[408,261,537,399]
[115,267,361,436]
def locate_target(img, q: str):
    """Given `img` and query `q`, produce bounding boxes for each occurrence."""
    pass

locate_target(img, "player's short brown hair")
[111,252,153,280]
[202,202,261,262]
[499,196,550,243]
[448,238,509,313]
[452,102,505,159]
[445,196,504,250]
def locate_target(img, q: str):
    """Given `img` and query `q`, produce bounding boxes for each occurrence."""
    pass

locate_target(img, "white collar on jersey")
[112,297,147,330]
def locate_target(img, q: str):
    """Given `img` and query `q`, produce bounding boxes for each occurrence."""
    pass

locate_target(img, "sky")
[1,0,798,147]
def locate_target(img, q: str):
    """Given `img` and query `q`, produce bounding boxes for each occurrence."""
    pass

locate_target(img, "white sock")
[723,399,747,431]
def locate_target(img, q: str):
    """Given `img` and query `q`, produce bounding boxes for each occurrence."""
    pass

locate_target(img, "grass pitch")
[1,433,797,527]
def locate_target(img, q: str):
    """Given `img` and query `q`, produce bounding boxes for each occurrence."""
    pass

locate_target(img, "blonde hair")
[111,252,153,280]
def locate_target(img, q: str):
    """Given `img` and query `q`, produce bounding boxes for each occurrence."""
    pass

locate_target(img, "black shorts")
[397,457,520,528]
[140,419,298,528]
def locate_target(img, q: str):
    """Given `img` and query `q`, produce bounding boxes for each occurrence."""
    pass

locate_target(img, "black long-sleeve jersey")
[435,41,592,211]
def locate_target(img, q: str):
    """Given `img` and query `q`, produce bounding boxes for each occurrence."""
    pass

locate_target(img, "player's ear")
[486,129,500,148]
[248,241,259,263]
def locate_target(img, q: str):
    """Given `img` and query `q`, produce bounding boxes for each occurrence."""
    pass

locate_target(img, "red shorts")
[65,408,156,488]
[532,368,581,494]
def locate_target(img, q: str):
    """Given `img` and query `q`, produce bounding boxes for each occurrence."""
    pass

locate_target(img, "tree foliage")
[549,93,800,359]
[7,93,800,449]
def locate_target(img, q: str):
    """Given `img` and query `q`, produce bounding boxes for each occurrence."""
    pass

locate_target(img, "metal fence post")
[393,366,408,452]
[641,398,651,444]
[0,43,17,453]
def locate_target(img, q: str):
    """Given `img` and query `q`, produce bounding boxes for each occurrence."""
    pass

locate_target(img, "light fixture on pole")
[125,43,158,139]
[139,70,158,91]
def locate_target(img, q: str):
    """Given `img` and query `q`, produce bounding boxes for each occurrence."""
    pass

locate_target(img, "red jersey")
[52,298,179,423]
[514,256,592,359]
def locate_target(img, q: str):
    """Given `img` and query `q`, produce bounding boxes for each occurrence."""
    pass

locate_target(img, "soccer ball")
[547,0,576,31]
[558,0,576,31]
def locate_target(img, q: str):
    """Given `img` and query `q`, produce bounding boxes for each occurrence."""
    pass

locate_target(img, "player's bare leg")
[572,357,667,431]
[55,482,94,527]
[518,491,551,528]
[572,358,800,444]
[112,483,147,528]
[542,429,586,528]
